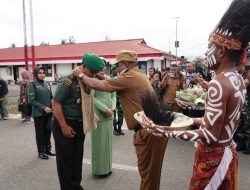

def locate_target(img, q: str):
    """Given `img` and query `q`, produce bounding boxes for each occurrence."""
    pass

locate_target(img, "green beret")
[110,64,117,71]
[82,53,105,72]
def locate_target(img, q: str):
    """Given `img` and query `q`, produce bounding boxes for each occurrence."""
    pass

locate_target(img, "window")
[138,61,147,74]
[42,64,52,77]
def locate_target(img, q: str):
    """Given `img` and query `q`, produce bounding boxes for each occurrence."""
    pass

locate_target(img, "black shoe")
[118,130,124,135]
[46,150,56,156]
[113,130,120,136]
[95,171,112,178]
[38,153,49,160]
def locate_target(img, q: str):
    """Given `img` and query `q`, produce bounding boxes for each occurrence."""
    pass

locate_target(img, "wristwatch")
[78,73,84,79]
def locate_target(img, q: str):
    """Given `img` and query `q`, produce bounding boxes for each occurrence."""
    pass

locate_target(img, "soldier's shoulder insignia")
[64,79,72,87]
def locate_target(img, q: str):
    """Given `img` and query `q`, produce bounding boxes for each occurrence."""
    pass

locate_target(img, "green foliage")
[40,41,50,46]
[61,36,76,44]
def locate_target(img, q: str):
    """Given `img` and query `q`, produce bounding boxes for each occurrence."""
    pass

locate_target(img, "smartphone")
[179,65,186,71]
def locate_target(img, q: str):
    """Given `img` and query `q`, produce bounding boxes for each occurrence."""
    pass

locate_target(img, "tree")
[61,39,67,44]
[61,36,76,45]
[40,41,50,46]
[9,43,16,48]
[68,36,76,44]
[105,34,111,41]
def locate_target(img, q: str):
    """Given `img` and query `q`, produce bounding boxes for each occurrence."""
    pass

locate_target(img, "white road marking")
[8,114,22,120]
[83,159,138,172]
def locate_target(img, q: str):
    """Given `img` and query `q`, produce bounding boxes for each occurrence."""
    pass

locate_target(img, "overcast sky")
[0,0,232,59]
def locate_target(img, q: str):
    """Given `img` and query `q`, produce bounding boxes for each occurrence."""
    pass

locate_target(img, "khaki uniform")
[103,66,168,190]
[163,77,183,112]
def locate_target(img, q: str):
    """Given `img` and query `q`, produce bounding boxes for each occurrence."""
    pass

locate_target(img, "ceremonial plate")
[175,98,196,106]
[175,98,205,110]
[134,111,193,130]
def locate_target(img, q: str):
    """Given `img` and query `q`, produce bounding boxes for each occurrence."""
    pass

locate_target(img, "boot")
[38,153,49,160]
[118,126,124,135]
[113,125,120,135]
[46,149,56,156]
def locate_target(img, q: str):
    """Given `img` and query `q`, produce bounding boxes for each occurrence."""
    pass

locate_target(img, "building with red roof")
[0,38,176,82]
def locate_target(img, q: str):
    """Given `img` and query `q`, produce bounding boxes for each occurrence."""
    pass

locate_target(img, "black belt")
[65,118,82,122]
[133,124,142,132]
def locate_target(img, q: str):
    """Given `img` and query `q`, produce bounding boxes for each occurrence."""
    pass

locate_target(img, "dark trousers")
[113,96,124,131]
[33,116,52,153]
[52,118,85,190]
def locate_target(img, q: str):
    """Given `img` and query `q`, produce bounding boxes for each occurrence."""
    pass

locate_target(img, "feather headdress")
[209,0,250,63]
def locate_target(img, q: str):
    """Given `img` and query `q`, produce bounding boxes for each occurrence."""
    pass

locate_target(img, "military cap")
[82,53,105,72]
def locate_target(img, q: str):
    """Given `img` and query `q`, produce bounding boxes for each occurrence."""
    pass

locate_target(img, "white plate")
[134,111,193,130]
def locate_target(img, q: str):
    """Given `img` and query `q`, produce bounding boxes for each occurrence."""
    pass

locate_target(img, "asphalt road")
[1,84,249,190]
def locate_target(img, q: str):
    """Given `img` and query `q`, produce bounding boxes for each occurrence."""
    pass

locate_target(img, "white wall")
[153,60,161,71]
[56,64,72,79]
[0,67,14,81]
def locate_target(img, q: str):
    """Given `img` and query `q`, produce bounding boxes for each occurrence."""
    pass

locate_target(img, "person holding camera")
[28,66,55,160]
[161,64,184,112]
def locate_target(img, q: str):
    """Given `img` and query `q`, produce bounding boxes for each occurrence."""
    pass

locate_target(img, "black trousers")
[33,116,52,153]
[52,118,85,190]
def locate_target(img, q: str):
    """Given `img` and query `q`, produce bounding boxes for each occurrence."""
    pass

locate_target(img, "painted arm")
[148,79,228,145]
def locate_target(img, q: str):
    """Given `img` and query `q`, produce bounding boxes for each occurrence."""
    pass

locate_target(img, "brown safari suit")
[163,77,183,112]
[103,66,168,190]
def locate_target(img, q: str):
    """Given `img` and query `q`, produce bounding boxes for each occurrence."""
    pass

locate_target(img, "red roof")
[0,38,175,63]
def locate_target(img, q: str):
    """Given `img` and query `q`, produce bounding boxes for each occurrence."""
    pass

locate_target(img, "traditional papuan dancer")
[137,0,250,189]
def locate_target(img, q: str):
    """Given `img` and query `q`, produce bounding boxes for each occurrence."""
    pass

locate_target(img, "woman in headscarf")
[28,66,55,160]
[19,70,31,123]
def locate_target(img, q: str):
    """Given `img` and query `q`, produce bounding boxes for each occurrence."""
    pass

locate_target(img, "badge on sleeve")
[64,79,72,87]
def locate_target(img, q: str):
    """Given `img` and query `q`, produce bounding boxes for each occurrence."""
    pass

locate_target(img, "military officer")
[52,53,105,190]
[110,65,124,135]
[28,66,54,160]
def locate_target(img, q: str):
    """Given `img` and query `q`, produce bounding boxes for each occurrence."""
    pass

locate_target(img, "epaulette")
[64,79,72,87]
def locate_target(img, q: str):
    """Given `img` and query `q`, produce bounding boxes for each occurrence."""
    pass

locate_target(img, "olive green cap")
[82,53,105,72]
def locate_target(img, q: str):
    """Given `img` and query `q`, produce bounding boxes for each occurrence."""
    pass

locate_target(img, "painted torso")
[200,71,246,146]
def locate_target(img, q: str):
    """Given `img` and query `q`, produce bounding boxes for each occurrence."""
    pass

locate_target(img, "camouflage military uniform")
[113,94,124,135]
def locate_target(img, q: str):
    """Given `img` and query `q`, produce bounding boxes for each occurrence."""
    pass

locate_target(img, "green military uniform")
[29,79,52,117]
[52,75,84,190]
[28,73,53,156]
[113,94,124,135]
[110,73,124,135]
[91,89,116,175]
